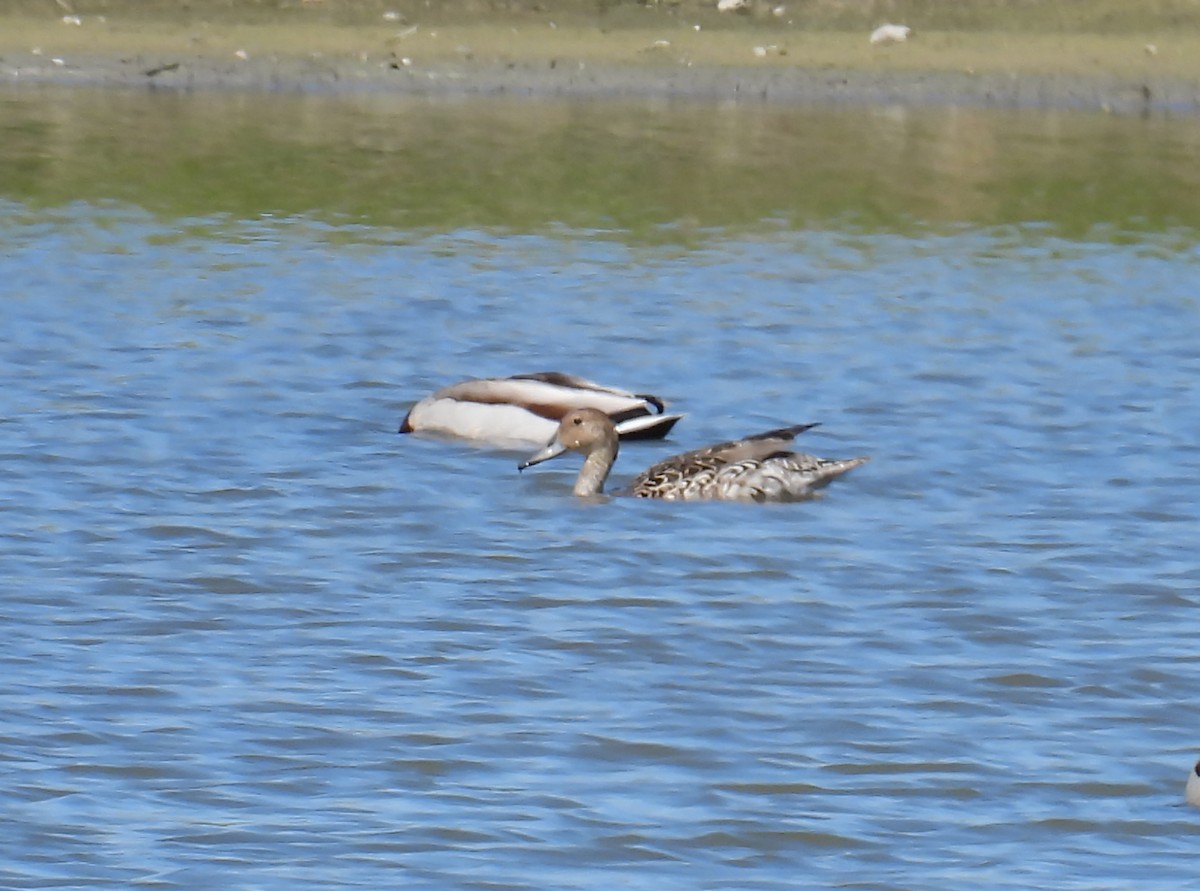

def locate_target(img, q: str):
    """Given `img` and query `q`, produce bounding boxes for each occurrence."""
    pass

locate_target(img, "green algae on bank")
[5,85,1200,240]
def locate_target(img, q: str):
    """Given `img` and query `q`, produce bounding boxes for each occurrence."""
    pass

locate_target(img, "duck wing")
[628,423,867,501]
[690,422,822,464]
[510,372,666,414]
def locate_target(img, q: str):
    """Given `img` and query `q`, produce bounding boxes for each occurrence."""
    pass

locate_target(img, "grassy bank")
[2,19,1197,82]
[3,0,1199,103]
[6,0,1200,33]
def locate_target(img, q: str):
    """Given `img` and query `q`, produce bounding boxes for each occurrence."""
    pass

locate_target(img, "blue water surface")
[2,202,1199,890]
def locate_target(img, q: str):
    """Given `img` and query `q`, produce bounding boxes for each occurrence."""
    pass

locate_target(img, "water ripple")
[1,204,1198,889]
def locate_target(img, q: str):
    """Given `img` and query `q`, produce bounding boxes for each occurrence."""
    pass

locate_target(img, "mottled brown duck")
[519,407,867,502]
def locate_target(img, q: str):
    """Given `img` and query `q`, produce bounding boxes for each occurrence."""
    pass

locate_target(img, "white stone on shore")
[869,24,912,46]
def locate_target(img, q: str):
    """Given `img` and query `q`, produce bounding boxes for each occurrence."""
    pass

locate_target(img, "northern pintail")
[519,407,868,501]
[1188,760,1200,808]
[399,372,683,446]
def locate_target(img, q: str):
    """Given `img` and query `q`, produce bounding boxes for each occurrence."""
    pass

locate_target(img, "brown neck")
[574,440,618,496]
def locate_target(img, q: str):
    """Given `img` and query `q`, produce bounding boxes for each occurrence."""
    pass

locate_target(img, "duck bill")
[518,439,567,471]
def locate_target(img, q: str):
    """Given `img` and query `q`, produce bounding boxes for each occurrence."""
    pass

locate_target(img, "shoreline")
[6,54,1190,115]
[2,16,1198,113]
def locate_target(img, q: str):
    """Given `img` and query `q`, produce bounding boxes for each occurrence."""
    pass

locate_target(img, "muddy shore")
[3,14,1198,113]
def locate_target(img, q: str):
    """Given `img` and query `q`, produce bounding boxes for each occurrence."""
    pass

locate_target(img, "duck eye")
[573,417,582,425]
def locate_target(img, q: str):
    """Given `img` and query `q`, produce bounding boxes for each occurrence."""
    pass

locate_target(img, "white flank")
[407,399,558,446]
[613,413,685,438]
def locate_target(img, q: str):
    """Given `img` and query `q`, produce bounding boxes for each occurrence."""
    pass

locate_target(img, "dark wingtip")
[652,414,682,438]
[634,393,666,414]
[751,422,821,442]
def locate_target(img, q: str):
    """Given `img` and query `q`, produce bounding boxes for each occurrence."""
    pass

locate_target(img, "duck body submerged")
[520,407,868,502]
[399,372,683,446]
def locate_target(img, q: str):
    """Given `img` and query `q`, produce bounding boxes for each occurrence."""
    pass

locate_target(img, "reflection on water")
[3,85,1200,238]
[2,86,1200,891]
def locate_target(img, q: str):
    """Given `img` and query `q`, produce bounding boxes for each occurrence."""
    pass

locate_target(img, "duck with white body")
[400,372,683,446]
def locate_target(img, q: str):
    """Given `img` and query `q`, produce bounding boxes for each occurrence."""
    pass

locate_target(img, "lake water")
[2,85,1199,890]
